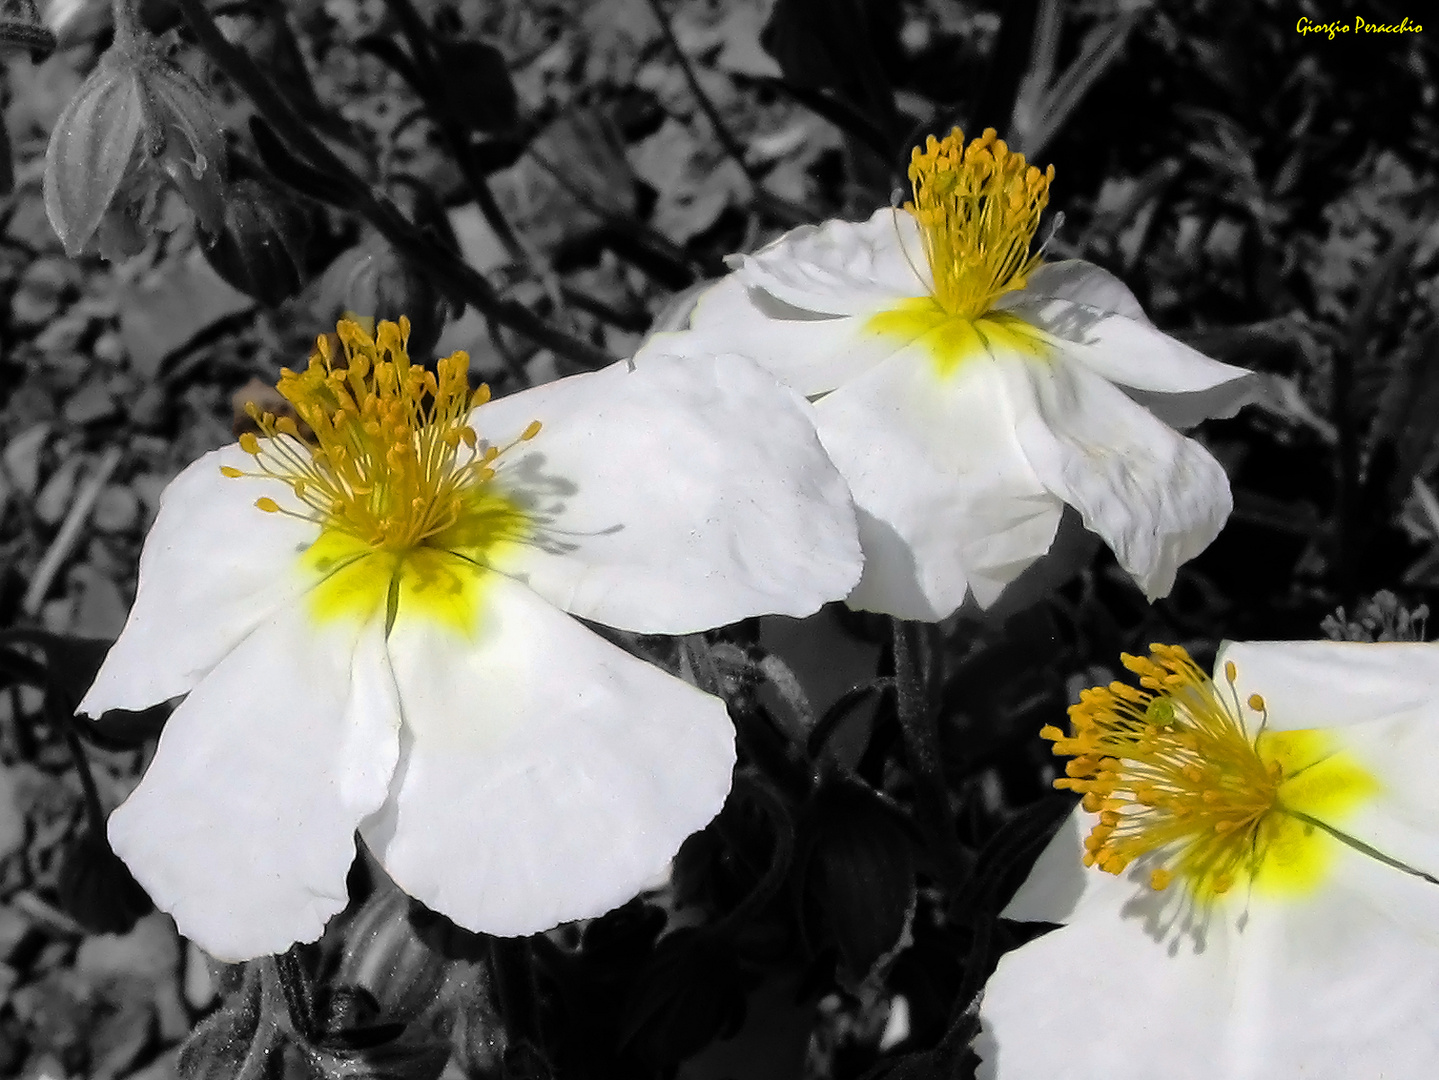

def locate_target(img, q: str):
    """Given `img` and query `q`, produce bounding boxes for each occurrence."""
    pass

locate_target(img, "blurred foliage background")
[0,0,1435,1077]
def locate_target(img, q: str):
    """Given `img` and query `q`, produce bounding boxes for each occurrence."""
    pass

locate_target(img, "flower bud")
[315,233,454,357]
[201,177,311,307]
[44,30,225,260]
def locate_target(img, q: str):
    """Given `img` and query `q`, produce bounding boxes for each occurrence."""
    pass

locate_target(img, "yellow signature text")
[1296,15,1423,38]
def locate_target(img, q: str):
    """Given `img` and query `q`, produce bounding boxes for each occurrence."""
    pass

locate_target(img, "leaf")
[177,963,287,1080]
[951,794,1077,920]
[249,116,357,211]
[433,39,519,134]
[760,0,898,137]
[356,34,428,99]
[57,826,155,935]
[618,929,747,1065]
[796,778,916,984]
[302,1033,450,1080]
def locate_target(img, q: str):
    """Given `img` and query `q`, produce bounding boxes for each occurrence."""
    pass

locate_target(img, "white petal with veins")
[473,352,863,633]
[80,444,320,716]
[364,570,735,936]
[108,607,399,962]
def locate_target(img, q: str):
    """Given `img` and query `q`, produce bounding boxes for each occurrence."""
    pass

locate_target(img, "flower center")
[1044,644,1374,900]
[225,317,540,553]
[905,127,1053,320]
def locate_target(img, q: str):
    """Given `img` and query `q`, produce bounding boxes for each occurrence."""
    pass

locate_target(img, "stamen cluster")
[906,127,1054,320]
[223,317,540,551]
[1042,645,1278,896]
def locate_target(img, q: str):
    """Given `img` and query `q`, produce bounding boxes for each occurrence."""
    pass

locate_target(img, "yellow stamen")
[1047,644,1375,901]
[906,127,1054,320]
[223,316,540,554]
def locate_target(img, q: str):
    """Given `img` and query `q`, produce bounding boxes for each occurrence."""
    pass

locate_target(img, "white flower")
[657,128,1254,620]
[79,319,862,962]
[977,640,1439,1079]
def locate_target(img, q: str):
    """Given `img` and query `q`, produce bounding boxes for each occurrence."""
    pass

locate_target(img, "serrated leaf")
[43,52,144,256]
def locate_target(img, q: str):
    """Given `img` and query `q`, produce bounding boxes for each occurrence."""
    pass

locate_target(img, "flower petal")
[982,838,1439,1079]
[79,445,319,716]
[1218,640,1439,880]
[815,349,1061,618]
[1217,640,1439,732]
[470,352,862,633]
[108,606,400,961]
[732,207,931,316]
[999,260,1253,398]
[665,273,903,397]
[1003,357,1231,599]
[363,571,735,937]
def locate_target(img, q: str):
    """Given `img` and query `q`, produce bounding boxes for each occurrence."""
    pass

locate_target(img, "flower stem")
[890,617,964,887]
[275,948,319,1043]
[110,0,141,50]
[487,936,542,1052]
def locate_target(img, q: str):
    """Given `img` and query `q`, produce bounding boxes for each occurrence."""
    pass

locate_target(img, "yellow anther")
[223,317,542,553]
[255,497,281,513]
[1225,660,1238,683]
[1046,644,1286,902]
[1248,693,1266,712]
[220,465,244,478]
[905,127,1053,319]
[521,420,543,441]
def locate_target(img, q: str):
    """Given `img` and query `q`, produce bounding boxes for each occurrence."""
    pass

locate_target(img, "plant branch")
[175,0,616,370]
[275,949,319,1042]
[891,617,965,887]
[110,0,141,50]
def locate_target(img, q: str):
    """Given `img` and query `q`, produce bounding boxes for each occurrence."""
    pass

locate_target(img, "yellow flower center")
[223,317,540,630]
[1044,644,1376,901]
[906,127,1053,320]
[863,128,1054,377]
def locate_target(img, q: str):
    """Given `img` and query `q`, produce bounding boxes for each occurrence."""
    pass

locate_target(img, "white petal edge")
[815,347,1062,619]
[982,838,1439,1079]
[998,260,1254,396]
[79,444,320,716]
[1217,640,1439,732]
[108,607,400,961]
[470,351,862,634]
[1003,355,1232,599]
[362,571,735,937]
[733,207,932,316]
[657,273,906,397]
